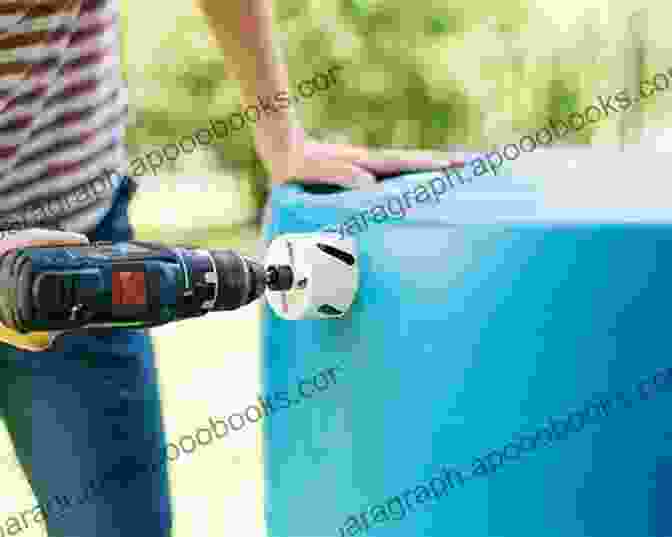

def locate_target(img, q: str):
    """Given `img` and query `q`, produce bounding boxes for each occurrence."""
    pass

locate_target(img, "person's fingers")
[351,148,466,177]
[354,158,464,177]
[273,156,376,189]
[0,229,89,254]
[269,139,470,188]
[303,140,370,161]
[0,324,57,352]
[302,142,466,178]
[0,228,86,351]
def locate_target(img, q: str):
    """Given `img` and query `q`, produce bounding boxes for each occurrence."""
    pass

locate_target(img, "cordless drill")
[0,233,359,334]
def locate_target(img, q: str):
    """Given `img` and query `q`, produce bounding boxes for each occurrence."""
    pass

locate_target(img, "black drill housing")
[0,240,267,333]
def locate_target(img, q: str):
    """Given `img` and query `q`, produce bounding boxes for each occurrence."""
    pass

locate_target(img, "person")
[0,0,459,535]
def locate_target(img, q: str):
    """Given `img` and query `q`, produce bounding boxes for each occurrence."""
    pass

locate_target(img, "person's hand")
[0,228,90,352]
[254,123,465,189]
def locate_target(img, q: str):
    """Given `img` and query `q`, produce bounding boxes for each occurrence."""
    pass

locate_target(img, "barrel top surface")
[270,149,672,228]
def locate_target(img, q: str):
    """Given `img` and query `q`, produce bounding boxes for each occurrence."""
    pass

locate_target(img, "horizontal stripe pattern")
[0,0,126,233]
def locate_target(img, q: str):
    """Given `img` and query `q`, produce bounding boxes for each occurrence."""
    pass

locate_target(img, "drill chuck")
[265,265,294,291]
[207,249,267,310]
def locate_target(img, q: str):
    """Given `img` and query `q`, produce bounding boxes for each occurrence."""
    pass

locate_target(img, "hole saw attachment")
[264,232,359,320]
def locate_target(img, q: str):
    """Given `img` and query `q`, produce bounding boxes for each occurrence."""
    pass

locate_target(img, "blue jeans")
[0,177,172,536]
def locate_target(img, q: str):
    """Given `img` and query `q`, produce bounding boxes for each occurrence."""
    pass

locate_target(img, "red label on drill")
[112,270,147,305]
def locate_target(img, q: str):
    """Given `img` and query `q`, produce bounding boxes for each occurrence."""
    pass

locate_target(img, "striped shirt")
[0,0,128,234]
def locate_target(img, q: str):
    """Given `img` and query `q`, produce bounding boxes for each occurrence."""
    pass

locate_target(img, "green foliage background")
[118,0,669,229]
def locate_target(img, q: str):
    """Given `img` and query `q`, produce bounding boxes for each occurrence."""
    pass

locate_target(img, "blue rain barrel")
[261,162,672,537]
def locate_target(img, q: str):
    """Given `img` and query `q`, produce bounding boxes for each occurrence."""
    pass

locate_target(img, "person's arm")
[195,0,289,117]
[195,0,303,180]
[195,0,464,187]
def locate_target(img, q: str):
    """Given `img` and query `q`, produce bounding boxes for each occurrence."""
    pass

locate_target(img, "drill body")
[0,240,267,333]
